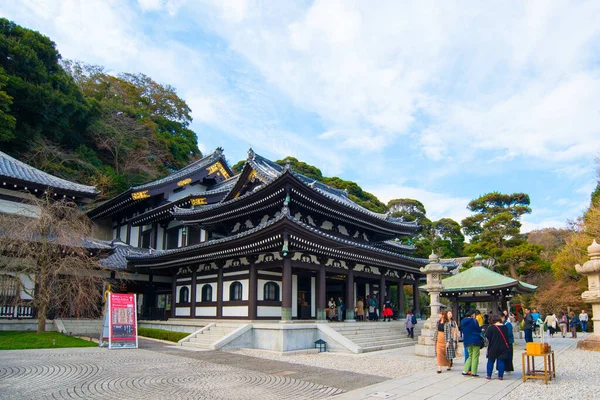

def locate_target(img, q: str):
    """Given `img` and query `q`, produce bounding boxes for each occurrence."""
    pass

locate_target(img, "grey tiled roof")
[132,149,227,191]
[0,151,98,195]
[99,240,150,270]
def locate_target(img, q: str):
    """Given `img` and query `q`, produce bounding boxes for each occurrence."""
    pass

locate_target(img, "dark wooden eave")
[127,211,427,273]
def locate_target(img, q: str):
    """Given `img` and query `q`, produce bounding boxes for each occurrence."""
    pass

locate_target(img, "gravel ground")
[229,346,434,378]
[503,347,600,400]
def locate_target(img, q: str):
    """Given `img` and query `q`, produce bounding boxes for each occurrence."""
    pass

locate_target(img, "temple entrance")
[297,274,312,319]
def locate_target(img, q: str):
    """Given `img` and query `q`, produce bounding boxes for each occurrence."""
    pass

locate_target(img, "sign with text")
[108,293,138,349]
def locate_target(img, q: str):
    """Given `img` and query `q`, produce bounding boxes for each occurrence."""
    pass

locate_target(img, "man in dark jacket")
[523,308,534,343]
[462,310,483,377]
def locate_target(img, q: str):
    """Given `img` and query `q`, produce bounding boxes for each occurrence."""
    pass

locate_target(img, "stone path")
[0,338,388,400]
[333,334,583,399]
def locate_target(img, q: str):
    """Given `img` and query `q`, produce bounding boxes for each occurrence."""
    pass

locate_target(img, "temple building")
[86,148,439,322]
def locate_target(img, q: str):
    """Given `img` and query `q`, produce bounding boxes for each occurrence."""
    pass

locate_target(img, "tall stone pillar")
[415,252,447,357]
[282,257,292,322]
[317,263,327,321]
[575,240,600,351]
[345,265,356,322]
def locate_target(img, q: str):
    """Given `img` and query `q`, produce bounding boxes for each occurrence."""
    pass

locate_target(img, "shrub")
[137,327,189,343]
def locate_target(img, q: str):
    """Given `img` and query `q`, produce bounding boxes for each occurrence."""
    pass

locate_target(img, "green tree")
[0,66,16,139]
[0,19,91,151]
[461,192,532,278]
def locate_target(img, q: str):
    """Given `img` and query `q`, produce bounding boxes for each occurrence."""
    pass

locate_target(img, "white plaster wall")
[119,225,127,241]
[129,226,139,246]
[19,273,34,300]
[223,306,248,317]
[257,306,282,317]
[257,279,281,301]
[311,277,316,318]
[196,283,216,302]
[224,271,247,277]
[292,274,298,318]
[197,274,217,280]
[156,225,164,250]
[178,228,183,247]
[175,307,190,317]
[0,199,39,218]
[176,285,191,302]
[259,271,282,277]
[223,279,249,301]
[112,228,117,240]
[200,229,207,242]
[195,306,217,316]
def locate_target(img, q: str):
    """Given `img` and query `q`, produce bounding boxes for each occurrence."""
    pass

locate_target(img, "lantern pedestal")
[576,240,600,351]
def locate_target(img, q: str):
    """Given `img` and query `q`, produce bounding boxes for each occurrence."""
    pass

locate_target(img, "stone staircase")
[180,323,242,350]
[328,321,422,353]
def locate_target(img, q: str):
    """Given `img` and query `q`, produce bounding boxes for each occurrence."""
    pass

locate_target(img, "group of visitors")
[523,307,589,341]
[327,295,398,322]
[435,309,513,380]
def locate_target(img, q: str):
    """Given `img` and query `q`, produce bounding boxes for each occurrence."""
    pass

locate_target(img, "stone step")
[181,342,210,349]
[354,338,416,347]
[352,334,415,343]
[361,342,416,353]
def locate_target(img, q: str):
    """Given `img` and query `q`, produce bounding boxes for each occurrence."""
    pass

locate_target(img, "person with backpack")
[405,309,416,338]
[485,314,511,380]
[367,295,377,321]
[461,310,482,377]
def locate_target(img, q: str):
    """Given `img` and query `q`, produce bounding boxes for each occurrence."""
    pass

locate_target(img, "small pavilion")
[438,255,537,320]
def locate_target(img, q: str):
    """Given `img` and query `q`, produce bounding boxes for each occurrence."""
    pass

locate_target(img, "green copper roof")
[438,266,537,293]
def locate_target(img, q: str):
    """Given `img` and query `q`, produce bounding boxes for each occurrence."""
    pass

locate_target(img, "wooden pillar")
[379,269,386,320]
[216,265,223,319]
[190,267,197,318]
[248,260,257,320]
[317,263,326,321]
[282,257,292,321]
[150,222,158,249]
[398,278,405,317]
[413,282,421,316]
[345,264,355,321]
[171,268,177,319]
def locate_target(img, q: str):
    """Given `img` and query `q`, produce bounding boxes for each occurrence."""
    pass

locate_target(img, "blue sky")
[2,1,599,231]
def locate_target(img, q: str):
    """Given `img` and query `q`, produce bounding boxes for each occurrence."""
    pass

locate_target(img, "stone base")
[316,308,326,321]
[577,334,600,351]
[345,309,355,321]
[414,344,436,357]
[281,307,292,322]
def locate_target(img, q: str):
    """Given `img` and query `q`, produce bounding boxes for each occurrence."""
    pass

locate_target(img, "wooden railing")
[0,303,35,319]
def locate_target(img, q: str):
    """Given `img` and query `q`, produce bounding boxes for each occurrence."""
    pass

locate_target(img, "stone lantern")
[575,239,600,351]
[415,252,447,357]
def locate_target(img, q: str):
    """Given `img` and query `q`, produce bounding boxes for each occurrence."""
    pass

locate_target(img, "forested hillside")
[0,19,201,198]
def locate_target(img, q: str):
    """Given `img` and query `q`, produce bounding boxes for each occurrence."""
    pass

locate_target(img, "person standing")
[475,310,484,328]
[356,297,365,322]
[500,312,515,374]
[531,308,541,338]
[558,311,568,338]
[433,311,450,373]
[328,297,336,321]
[569,311,579,338]
[485,315,510,380]
[461,310,482,377]
[523,308,534,343]
[382,297,393,322]
[405,309,415,338]
[337,296,345,323]
[580,310,589,333]
[446,310,459,369]
[367,295,377,321]
[543,313,557,338]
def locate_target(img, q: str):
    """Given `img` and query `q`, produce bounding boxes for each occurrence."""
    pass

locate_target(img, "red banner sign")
[108,293,137,349]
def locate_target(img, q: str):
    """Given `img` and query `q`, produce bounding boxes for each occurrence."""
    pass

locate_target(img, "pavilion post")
[248,260,257,320]
[415,253,447,357]
[316,263,326,321]
[281,257,292,322]
[345,264,355,322]
[399,278,405,317]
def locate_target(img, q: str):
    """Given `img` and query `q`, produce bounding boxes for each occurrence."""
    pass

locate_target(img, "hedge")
[137,327,189,343]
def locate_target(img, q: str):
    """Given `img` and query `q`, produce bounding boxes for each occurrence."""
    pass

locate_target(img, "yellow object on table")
[522,351,555,384]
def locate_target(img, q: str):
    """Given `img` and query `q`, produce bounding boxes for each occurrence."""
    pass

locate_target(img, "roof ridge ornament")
[215,147,224,157]
[247,147,255,161]
[284,158,291,171]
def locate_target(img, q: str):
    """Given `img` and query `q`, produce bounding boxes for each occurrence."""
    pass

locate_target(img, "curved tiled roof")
[99,240,150,269]
[0,151,98,195]
[439,266,537,293]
